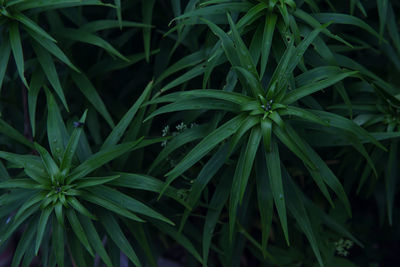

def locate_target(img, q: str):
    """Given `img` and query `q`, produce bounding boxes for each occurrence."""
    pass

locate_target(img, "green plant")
[0,0,400,266]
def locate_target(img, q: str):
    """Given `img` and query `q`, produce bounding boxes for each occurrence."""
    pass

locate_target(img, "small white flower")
[162,125,170,137]
[334,238,353,257]
[176,122,187,131]
[161,140,168,147]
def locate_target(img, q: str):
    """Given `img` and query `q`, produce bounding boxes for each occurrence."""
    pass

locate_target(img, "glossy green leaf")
[11,219,37,267]
[34,142,60,182]
[66,208,94,256]
[313,13,380,40]
[33,43,68,110]
[229,127,261,239]
[145,98,239,122]
[100,211,142,267]
[202,168,232,266]
[284,71,358,104]
[88,185,173,225]
[68,196,96,220]
[80,192,144,222]
[163,114,246,196]
[0,118,34,149]
[102,81,152,149]
[70,72,114,128]
[0,39,11,92]
[148,89,252,106]
[35,206,52,255]
[60,110,88,174]
[260,13,277,79]
[68,139,143,183]
[57,28,129,61]
[283,168,324,267]
[255,147,274,256]
[266,141,289,245]
[52,216,65,267]
[142,0,155,62]
[386,140,397,225]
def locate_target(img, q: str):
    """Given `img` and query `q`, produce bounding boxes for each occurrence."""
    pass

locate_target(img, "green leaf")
[260,13,277,79]
[34,142,60,182]
[12,0,112,10]
[227,13,258,79]
[110,173,189,208]
[311,110,386,151]
[147,89,252,106]
[66,209,94,256]
[163,114,246,196]
[155,51,205,85]
[68,196,96,220]
[14,12,56,42]
[180,142,230,231]
[386,140,398,225]
[284,71,358,104]
[9,22,28,87]
[142,0,155,62]
[100,211,142,267]
[228,115,259,155]
[0,152,48,184]
[35,206,52,255]
[0,203,40,246]
[67,139,143,183]
[45,89,69,163]
[313,13,381,40]
[55,202,64,226]
[52,216,64,267]
[255,147,274,256]
[28,69,44,137]
[285,125,351,215]
[160,64,205,93]
[57,28,129,61]
[11,219,37,267]
[283,168,324,267]
[261,118,272,152]
[145,98,239,122]
[81,20,152,32]
[266,141,289,245]
[88,185,173,225]
[172,2,252,22]
[233,66,264,97]
[187,142,229,210]
[280,107,329,126]
[0,119,34,149]
[202,168,232,266]
[229,127,261,239]
[294,9,352,47]
[102,81,152,150]
[124,221,157,267]
[0,178,38,189]
[80,192,144,222]
[0,38,11,92]
[60,110,88,174]
[377,0,388,43]
[33,42,69,110]
[148,125,211,175]
[70,72,114,128]
[14,192,45,222]
[151,220,203,264]
[80,216,113,267]
[201,18,241,68]
[75,175,120,189]
[28,29,79,72]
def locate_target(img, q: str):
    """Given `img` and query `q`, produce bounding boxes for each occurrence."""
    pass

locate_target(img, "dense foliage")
[0,0,399,266]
